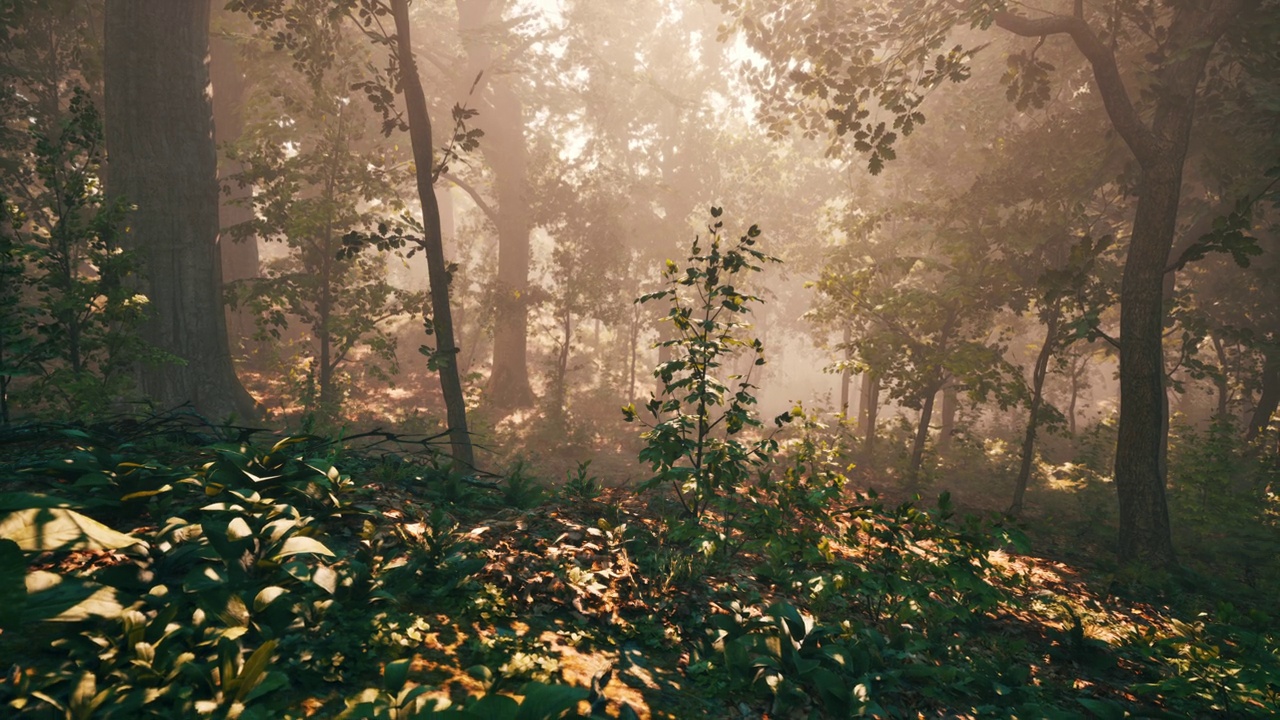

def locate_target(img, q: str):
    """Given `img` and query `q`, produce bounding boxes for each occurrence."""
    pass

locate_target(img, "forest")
[1,0,1278,717]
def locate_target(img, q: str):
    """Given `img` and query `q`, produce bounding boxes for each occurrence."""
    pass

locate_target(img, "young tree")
[231,0,475,468]
[225,41,420,416]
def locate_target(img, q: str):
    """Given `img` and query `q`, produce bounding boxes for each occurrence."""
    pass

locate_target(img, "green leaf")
[0,508,147,552]
[0,539,28,630]
[0,492,85,511]
[24,571,124,622]
[233,639,280,703]
[515,682,589,719]
[271,535,335,560]
[384,658,411,693]
[253,586,288,612]
[1076,697,1128,719]
[466,694,520,717]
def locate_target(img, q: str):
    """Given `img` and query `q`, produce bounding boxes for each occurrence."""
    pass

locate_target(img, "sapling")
[623,207,790,524]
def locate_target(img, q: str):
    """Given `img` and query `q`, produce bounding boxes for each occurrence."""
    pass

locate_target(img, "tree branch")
[440,171,499,225]
[991,8,1160,165]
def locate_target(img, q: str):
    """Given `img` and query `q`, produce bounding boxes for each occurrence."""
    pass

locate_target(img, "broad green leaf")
[232,639,279,703]
[272,535,335,560]
[0,492,85,511]
[0,539,27,629]
[515,681,589,720]
[253,586,288,612]
[0,507,147,552]
[466,694,519,717]
[312,564,338,594]
[384,658,411,693]
[24,571,124,622]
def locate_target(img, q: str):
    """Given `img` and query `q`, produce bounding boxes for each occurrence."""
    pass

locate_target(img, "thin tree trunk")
[908,384,938,485]
[1011,312,1059,517]
[1067,352,1089,436]
[938,384,957,458]
[628,301,640,406]
[104,0,255,420]
[555,305,572,417]
[1212,335,1230,418]
[860,372,879,456]
[1246,346,1279,442]
[392,0,473,470]
[839,325,852,416]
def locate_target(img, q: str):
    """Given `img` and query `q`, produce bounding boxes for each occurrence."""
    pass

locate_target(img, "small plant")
[562,460,601,503]
[624,207,789,526]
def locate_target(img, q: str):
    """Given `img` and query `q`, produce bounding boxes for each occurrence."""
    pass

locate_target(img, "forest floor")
[3,397,1277,718]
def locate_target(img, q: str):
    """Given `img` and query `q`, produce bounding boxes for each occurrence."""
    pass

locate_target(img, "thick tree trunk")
[209,29,259,352]
[1115,161,1182,567]
[104,0,255,420]
[209,27,257,285]
[1011,312,1059,517]
[392,0,474,469]
[457,0,534,410]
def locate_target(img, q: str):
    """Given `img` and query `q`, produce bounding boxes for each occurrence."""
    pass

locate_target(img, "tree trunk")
[456,0,534,410]
[104,0,255,420]
[1211,335,1230,419]
[937,384,957,458]
[1067,351,1089,436]
[392,0,474,470]
[628,300,640,406]
[839,325,852,416]
[554,305,572,417]
[209,25,259,348]
[1011,312,1059,517]
[1246,345,1279,442]
[994,0,1248,568]
[860,372,879,456]
[907,385,938,486]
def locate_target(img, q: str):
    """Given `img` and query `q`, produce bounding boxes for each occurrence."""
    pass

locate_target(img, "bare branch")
[440,171,499,224]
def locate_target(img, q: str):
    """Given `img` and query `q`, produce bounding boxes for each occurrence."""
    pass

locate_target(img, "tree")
[718,0,1266,567]
[455,0,536,410]
[225,37,420,416]
[390,0,475,468]
[103,0,255,420]
[230,0,476,468]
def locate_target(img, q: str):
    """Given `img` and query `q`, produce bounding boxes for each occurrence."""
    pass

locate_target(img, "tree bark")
[937,384,957,458]
[907,382,939,485]
[1246,345,1279,442]
[860,371,879,456]
[104,0,255,421]
[1011,312,1059,517]
[839,325,852,416]
[392,0,474,469]
[209,26,259,350]
[457,0,535,410]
